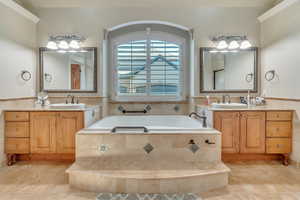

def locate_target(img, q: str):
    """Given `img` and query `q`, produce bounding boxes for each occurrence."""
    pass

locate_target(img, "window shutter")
[116,38,182,97]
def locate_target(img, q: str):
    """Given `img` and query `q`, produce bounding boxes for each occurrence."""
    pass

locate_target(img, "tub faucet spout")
[189,112,207,128]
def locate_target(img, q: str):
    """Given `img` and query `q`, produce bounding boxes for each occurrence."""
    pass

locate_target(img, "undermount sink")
[49,103,86,109]
[211,103,248,109]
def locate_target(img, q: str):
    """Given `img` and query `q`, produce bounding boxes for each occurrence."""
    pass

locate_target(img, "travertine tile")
[0,161,300,199]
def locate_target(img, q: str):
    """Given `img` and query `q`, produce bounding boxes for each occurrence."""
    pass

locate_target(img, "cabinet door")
[214,112,240,153]
[57,112,84,154]
[30,112,57,153]
[240,112,266,153]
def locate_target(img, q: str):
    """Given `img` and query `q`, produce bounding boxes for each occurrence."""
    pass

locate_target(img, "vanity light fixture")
[240,39,252,49]
[46,41,58,50]
[216,40,228,49]
[58,40,69,49]
[46,34,86,51]
[69,40,80,49]
[212,35,252,50]
[228,40,239,49]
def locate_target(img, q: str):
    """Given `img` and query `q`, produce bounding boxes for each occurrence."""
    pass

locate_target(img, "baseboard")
[222,153,282,162]
[18,153,75,162]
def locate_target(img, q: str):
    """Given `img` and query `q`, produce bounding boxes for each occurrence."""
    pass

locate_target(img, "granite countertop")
[0,104,100,112]
[196,105,294,111]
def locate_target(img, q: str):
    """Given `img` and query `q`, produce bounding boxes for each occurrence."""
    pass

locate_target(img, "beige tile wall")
[76,133,221,164]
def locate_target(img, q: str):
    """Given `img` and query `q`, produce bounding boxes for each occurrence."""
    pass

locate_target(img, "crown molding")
[0,0,39,23]
[258,0,299,23]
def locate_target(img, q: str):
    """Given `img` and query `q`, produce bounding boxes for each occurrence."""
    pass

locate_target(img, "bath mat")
[96,193,202,200]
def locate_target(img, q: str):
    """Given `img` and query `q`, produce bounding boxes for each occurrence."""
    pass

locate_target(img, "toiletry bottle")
[247,90,250,107]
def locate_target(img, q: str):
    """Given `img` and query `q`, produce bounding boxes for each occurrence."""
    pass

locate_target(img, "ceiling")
[18,0,278,9]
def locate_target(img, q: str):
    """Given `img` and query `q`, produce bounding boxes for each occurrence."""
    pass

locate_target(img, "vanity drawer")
[266,138,291,154]
[266,111,292,121]
[5,122,30,138]
[5,112,29,122]
[5,138,30,154]
[266,121,292,138]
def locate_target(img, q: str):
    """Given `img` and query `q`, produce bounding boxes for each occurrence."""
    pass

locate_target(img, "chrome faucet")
[222,94,231,104]
[66,95,75,104]
[189,112,207,128]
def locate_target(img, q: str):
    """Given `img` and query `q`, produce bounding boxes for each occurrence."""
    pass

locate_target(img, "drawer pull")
[276,128,280,132]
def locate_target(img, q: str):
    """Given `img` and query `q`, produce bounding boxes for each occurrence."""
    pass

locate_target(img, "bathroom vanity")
[3,106,100,165]
[208,108,293,165]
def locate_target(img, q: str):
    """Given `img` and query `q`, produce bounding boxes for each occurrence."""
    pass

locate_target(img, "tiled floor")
[0,161,299,200]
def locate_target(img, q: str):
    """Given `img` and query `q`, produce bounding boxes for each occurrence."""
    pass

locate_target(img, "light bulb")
[216,40,228,49]
[240,40,252,49]
[58,40,69,49]
[46,41,58,50]
[69,40,80,49]
[57,50,66,53]
[228,40,239,49]
[69,50,78,53]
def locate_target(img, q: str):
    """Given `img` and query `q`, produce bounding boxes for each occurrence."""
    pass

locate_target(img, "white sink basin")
[49,103,86,109]
[211,103,247,109]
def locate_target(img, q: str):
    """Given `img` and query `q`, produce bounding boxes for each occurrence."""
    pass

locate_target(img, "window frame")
[110,31,187,102]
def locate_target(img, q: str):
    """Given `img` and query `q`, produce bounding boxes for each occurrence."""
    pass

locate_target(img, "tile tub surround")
[67,131,229,193]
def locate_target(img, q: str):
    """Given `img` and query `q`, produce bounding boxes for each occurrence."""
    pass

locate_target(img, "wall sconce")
[212,35,252,51]
[46,34,86,52]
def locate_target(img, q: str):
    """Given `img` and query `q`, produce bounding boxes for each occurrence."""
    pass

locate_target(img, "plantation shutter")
[116,38,182,96]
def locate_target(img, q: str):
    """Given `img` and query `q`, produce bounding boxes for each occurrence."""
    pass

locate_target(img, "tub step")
[66,158,230,193]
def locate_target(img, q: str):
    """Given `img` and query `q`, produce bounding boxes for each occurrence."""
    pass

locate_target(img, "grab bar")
[122,110,147,114]
[111,126,149,133]
[189,112,207,128]
[118,105,151,114]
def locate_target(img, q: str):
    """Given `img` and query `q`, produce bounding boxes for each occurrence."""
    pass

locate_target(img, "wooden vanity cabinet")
[214,110,293,165]
[240,112,266,153]
[5,111,84,165]
[214,112,240,153]
[56,112,84,154]
[5,112,30,165]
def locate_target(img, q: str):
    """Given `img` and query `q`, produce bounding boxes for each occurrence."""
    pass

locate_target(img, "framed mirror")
[39,47,97,93]
[200,47,258,93]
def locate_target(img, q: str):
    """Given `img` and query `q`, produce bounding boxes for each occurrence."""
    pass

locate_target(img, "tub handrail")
[111,126,149,133]
[189,112,207,128]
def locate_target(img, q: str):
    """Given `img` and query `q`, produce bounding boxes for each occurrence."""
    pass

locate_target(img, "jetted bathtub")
[67,115,229,194]
[84,115,212,133]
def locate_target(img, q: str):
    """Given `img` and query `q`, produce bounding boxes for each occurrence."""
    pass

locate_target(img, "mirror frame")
[39,47,98,93]
[199,47,258,93]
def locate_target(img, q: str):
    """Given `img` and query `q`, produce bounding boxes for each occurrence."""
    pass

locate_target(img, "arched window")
[108,24,190,101]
